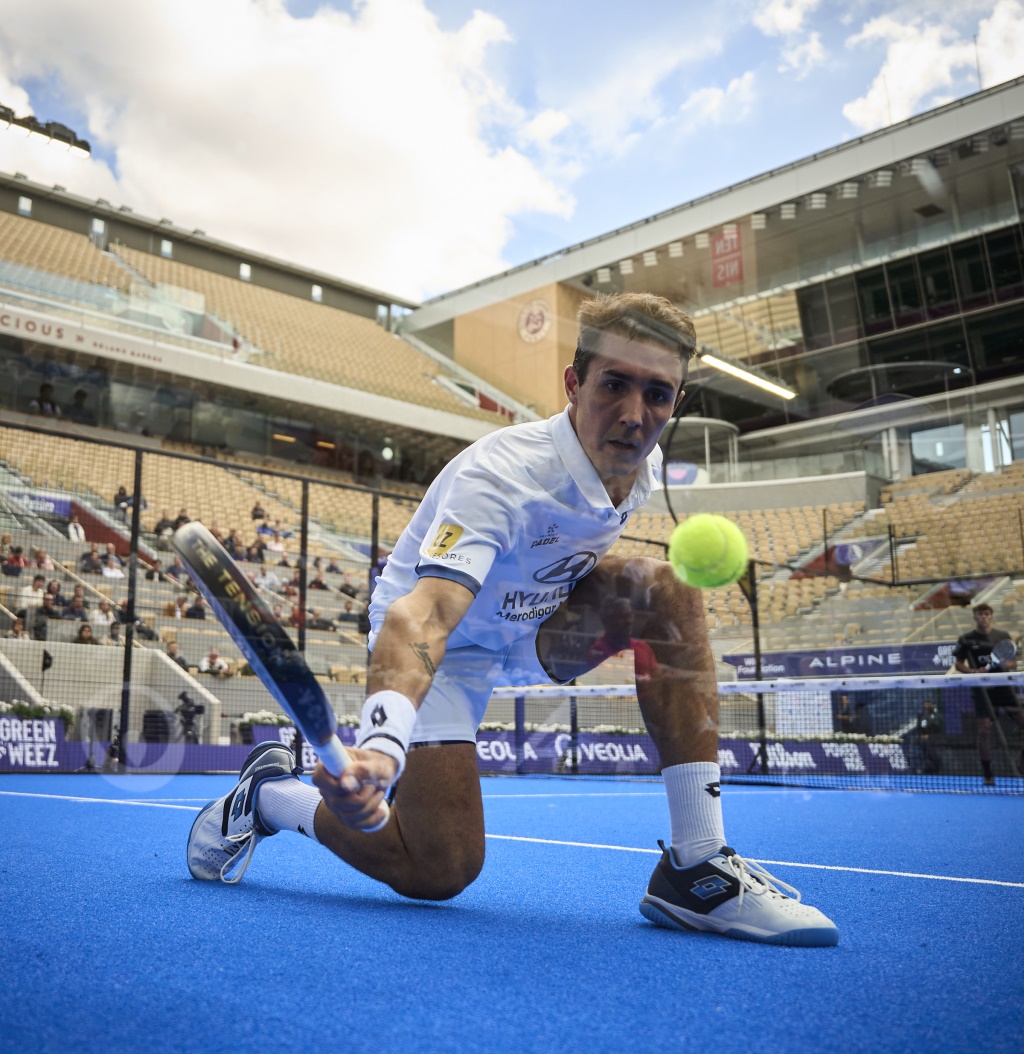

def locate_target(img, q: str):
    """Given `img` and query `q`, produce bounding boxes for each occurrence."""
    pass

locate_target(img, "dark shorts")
[972,686,1022,717]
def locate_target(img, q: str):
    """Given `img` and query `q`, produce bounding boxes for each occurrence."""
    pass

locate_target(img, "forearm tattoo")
[410,641,436,677]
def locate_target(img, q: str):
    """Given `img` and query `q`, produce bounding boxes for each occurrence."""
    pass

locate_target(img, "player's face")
[565,333,684,501]
[974,609,993,632]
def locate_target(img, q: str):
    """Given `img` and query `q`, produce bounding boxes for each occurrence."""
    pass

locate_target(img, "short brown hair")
[973,603,993,615]
[574,292,696,386]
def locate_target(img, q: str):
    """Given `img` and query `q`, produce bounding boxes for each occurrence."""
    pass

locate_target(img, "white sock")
[255,778,322,841]
[662,761,726,867]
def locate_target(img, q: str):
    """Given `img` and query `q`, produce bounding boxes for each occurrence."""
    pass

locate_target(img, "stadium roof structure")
[404,75,1024,333]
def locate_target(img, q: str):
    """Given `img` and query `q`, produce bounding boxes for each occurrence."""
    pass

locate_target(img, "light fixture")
[695,232,710,249]
[837,183,859,200]
[596,267,611,283]
[272,433,296,443]
[315,440,335,450]
[1011,121,1024,141]
[642,250,658,267]
[872,169,893,187]
[751,214,766,230]
[722,223,737,237]
[381,438,394,461]
[780,203,797,220]
[619,258,634,275]
[667,241,684,258]
[699,352,796,400]
[808,192,827,210]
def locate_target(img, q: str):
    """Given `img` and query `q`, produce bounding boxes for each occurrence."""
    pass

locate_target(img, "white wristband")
[356,691,418,780]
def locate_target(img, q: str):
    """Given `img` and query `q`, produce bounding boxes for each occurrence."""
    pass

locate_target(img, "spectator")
[113,486,130,512]
[165,556,189,583]
[173,508,191,530]
[102,555,125,579]
[312,557,323,572]
[3,547,28,577]
[325,558,341,574]
[185,595,207,620]
[117,599,132,624]
[145,559,167,583]
[251,501,266,521]
[852,701,873,736]
[288,604,304,629]
[39,593,62,621]
[104,542,123,566]
[67,515,86,543]
[254,564,281,593]
[92,599,116,627]
[272,603,284,621]
[271,518,293,540]
[63,388,97,425]
[166,640,189,670]
[307,608,336,632]
[28,603,51,641]
[75,623,98,645]
[909,700,944,775]
[70,585,91,610]
[199,648,231,676]
[264,530,284,554]
[154,509,176,549]
[79,545,103,574]
[102,622,125,647]
[63,597,89,621]
[46,580,67,607]
[337,600,360,624]
[338,573,359,599]
[18,574,47,609]
[0,533,13,559]
[166,595,189,620]
[309,571,330,592]
[4,617,27,639]
[209,523,225,542]
[33,548,55,572]
[223,530,242,558]
[28,382,61,416]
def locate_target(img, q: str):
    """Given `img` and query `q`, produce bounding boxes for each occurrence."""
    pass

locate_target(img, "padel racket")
[172,521,389,830]
[990,638,1017,669]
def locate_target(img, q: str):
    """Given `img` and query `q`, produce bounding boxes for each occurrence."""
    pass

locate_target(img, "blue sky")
[0,0,1021,300]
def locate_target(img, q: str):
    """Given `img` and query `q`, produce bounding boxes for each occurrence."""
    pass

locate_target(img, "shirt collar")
[551,407,660,514]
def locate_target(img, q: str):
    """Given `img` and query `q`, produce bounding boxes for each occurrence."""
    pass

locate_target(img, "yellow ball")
[668,514,748,588]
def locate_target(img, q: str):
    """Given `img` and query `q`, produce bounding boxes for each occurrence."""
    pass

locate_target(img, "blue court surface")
[2,774,1021,1054]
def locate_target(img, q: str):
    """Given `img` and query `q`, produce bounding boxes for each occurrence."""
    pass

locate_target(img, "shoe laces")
[722,852,802,909]
[220,830,260,884]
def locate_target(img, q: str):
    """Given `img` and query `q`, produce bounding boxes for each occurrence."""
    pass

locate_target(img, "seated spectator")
[198,648,231,676]
[185,595,207,620]
[166,640,189,670]
[281,573,300,599]
[223,530,242,558]
[104,542,124,566]
[307,608,336,632]
[102,555,125,579]
[308,571,330,592]
[4,617,27,639]
[18,574,47,608]
[79,545,103,574]
[63,388,97,425]
[0,533,11,559]
[339,573,359,599]
[244,544,263,563]
[75,623,99,645]
[3,547,28,577]
[165,556,189,583]
[39,593,63,621]
[28,382,61,416]
[209,523,225,542]
[70,585,91,610]
[173,508,191,530]
[288,604,304,629]
[254,564,281,593]
[325,558,342,574]
[264,530,284,554]
[102,622,125,647]
[271,603,284,621]
[113,486,130,512]
[270,518,293,540]
[67,516,86,542]
[312,557,323,571]
[251,501,266,521]
[154,509,175,549]
[92,599,116,627]
[117,599,133,624]
[62,596,89,621]
[46,580,67,607]
[337,600,360,624]
[33,548,55,571]
[165,595,189,619]
[145,559,167,583]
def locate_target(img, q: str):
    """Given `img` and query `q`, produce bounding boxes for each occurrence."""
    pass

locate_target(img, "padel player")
[953,602,1024,786]
[188,292,838,946]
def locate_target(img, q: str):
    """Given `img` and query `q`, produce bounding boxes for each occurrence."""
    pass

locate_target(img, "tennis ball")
[668,514,748,589]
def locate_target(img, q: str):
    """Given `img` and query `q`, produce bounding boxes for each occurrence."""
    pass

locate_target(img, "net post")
[888,524,898,584]
[738,559,768,775]
[117,449,143,772]
[569,694,579,775]
[514,694,525,775]
[294,479,310,767]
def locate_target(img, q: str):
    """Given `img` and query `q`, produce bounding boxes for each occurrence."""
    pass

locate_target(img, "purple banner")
[8,492,73,518]
[724,641,958,679]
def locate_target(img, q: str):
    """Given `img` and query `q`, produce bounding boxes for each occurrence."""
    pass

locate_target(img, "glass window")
[239,262,251,281]
[886,259,925,327]
[918,247,958,320]
[966,304,1024,382]
[1009,409,1024,462]
[17,196,31,216]
[825,275,861,345]
[160,239,173,258]
[311,284,323,303]
[797,284,831,350]
[926,321,971,378]
[910,422,966,473]
[91,217,105,236]
[855,267,893,336]
[986,227,1024,303]
[951,237,993,312]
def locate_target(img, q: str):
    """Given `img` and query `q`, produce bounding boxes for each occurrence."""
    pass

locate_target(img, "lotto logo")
[691,876,731,900]
[232,790,246,822]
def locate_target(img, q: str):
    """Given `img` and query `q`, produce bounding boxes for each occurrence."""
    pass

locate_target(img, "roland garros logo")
[517,298,552,344]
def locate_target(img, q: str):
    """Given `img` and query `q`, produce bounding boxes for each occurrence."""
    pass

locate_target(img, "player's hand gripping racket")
[172,522,390,831]
[989,638,1017,670]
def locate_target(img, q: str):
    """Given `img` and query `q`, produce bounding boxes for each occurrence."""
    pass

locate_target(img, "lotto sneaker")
[187,742,297,883]
[639,841,839,947]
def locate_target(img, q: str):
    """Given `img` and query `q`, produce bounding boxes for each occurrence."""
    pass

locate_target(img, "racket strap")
[356,691,418,779]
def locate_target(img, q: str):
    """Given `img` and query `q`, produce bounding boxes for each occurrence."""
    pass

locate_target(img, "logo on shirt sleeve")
[425,523,464,557]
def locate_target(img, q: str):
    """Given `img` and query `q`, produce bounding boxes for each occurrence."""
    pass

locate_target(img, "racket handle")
[314,734,392,831]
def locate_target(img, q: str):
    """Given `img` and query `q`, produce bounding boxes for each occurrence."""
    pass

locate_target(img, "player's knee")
[391,851,484,901]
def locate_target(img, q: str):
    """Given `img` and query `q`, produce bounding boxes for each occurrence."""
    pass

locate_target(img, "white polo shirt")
[369,408,661,653]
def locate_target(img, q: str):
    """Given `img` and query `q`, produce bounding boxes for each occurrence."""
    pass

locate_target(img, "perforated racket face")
[991,639,1017,666]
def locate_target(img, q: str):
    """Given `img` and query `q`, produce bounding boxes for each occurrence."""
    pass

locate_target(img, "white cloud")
[753,0,821,37]
[842,2,1024,133]
[778,31,825,78]
[677,71,757,129]
[0,0,573,300]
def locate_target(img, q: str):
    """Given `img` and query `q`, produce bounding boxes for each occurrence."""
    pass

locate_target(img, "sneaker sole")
[639,897,840,948]
[186,798,222,881]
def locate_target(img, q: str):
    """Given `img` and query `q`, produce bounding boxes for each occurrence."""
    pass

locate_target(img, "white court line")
[483,792,663,799]
[5,789,1021,890]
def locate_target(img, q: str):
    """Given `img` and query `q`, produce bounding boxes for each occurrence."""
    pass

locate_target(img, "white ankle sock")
[662,761,726,867]
[255,778,322,841]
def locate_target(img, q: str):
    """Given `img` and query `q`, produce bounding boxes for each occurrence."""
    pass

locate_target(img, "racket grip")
[314,734,392,831]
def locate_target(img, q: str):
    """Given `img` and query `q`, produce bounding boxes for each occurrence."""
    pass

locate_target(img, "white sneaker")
[639,842,839,947]
[186,742,297,883]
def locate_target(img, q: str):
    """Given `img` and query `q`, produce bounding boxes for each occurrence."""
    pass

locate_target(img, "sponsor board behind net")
[725,642,957,679]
